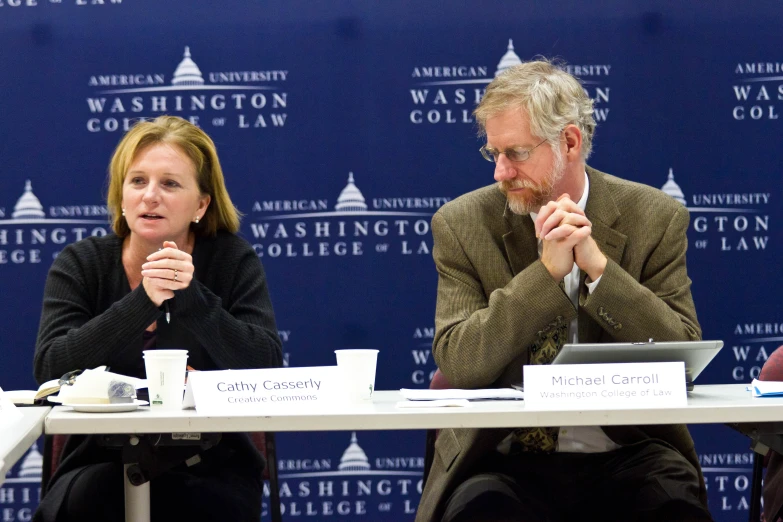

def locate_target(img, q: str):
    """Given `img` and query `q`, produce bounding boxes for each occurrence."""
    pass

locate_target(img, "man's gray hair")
[474,59,596,159]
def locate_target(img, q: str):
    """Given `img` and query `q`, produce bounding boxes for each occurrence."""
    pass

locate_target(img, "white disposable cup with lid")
[334,349,379,402]
[143,349,188,410]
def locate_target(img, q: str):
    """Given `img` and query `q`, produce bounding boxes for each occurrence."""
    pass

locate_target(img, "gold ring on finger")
[173,269,178,281]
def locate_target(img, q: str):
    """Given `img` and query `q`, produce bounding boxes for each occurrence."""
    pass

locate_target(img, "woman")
[33,115,282,521]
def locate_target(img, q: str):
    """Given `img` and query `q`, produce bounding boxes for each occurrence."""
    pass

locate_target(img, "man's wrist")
[584,253,607,282]
[542,260,566,282]
[541,253,573,282]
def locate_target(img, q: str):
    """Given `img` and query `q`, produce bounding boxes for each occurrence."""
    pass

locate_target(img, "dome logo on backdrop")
[0,180,109,266]
[85,46,288,133]
[731,61,783,121]
[266,432,422,518]
[408,39,611,125]
[660,168,771,253]
[247,173,451,259]
[0,442,43,520]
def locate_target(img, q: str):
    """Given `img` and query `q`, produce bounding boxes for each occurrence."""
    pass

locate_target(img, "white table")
[0,407,50,486]
[43,385,781,522]
[44,384,783,434]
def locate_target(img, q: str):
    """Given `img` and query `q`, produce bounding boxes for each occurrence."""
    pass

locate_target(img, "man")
[418,60,712,522]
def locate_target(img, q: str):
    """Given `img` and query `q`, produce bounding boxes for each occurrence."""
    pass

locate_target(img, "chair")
[754,346,783,522]
[42,432,282,522]
[422,369,452,485]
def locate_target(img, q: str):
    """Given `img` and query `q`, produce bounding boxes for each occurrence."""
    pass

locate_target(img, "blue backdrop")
[2,1,782,520]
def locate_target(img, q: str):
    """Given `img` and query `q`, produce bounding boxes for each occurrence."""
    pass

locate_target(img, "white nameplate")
[0,386,23,428]
[523,362,687,409]
[189,366,340,416]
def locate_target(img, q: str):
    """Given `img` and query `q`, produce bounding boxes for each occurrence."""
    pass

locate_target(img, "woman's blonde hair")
[474,59,596,159]
[106,115,240,237]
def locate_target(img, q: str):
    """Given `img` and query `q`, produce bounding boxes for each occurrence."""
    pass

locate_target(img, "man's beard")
[499,145,566,215]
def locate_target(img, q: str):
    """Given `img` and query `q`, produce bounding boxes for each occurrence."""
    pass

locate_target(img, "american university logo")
[698,451,755,513]
[728,320,783,382]
[732,62,783,120]
[0,443,43,520]
[409,39,611,125]
[266,432,422,518]
[85,46,288,133]
[410,326,437,385]
[248,173,451,259]
[662,170,776,384]
[0,180,109,265]
[661,169,771,252]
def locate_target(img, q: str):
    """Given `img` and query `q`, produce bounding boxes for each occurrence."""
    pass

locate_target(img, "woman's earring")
[121,208,126,217]
[194,216,200,223]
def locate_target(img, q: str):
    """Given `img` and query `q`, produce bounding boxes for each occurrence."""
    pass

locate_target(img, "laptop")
[550,340,724,390]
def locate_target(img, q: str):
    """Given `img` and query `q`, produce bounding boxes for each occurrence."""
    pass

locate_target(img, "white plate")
[61,399,148,413]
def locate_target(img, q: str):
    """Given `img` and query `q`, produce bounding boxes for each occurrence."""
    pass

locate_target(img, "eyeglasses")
[479,138,548,163]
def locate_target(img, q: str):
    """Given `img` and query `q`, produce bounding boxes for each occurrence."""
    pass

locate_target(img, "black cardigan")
[35,230,282,381]
[33,231,282,504]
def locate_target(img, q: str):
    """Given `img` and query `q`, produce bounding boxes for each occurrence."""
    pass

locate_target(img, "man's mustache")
[500,179,541,193]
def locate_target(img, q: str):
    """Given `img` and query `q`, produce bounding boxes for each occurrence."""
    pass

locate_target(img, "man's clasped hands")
[535,194,607,283]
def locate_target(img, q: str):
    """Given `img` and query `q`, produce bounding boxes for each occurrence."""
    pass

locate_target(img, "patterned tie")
[510,304,568,454]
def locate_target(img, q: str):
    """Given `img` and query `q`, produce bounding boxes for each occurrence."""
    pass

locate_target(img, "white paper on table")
[3,390,37,405]
[751,379,783,397]
[395,399,471,408]
[49,370,148,404]
[399,388,524,401]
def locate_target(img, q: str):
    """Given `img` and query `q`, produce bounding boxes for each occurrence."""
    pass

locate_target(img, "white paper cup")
[334,349,379,402]
[143,349,188,410]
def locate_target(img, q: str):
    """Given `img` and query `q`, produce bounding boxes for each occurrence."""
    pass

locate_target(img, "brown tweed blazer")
[416,167,706,522]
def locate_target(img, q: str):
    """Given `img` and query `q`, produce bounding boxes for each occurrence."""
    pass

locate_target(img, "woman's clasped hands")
[141,240,195,307]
